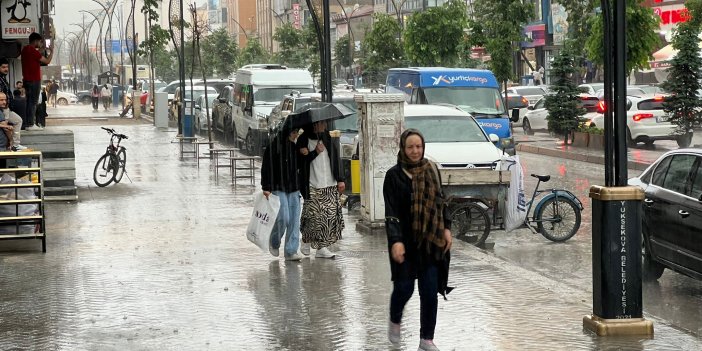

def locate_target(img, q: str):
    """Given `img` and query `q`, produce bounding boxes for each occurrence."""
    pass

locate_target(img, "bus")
[386,67,520,154]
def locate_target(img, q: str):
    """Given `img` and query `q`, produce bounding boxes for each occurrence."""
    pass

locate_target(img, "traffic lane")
[489,152,702,336]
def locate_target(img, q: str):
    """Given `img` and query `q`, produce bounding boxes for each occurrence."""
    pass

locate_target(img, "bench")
[220,156,260,185]
[173,136,199,160]
[209,148,239,180]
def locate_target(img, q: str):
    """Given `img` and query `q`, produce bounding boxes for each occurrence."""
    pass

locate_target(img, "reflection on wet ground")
[0,121,700,349]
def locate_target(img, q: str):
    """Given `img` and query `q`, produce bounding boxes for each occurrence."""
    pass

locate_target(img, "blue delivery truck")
[386,67,521,154]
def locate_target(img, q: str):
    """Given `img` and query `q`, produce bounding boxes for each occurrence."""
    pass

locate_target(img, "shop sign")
[1,0,39,39]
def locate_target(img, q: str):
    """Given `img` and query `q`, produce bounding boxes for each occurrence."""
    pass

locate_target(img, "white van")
[232,64,315,153]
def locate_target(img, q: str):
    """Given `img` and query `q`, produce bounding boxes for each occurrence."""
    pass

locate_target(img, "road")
[487,152,702,337]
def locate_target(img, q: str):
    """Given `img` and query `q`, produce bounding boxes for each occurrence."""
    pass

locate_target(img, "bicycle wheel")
[449,202,491,247]
[535,197,581,242]
[93,153,116,187]
[114,149,127,183]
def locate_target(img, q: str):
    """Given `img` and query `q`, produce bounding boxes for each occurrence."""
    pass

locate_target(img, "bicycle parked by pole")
[93,127,128,187]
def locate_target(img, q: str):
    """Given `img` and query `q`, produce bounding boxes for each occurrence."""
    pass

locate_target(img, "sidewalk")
[515,132,702,171]
[0,123,700,350]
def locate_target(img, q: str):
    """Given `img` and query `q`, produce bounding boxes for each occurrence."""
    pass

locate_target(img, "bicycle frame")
[523,178,583,234]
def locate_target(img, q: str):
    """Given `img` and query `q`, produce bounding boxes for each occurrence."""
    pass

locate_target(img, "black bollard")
[584,186,653,336]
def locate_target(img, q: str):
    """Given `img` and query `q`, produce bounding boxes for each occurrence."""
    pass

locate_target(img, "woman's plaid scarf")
[400,156,447,252]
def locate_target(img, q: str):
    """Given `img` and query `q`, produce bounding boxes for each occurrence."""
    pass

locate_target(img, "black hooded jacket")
[295,127,344,200]
[260,134,300,193]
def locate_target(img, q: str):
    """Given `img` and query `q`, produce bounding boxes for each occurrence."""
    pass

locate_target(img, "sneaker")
[388,321,401,344]
[269,246,279,257]
[26,125,41,131]
[418,339,440,351]
[13,144,27,150]
[315,247,336,259]
[37,125,44,130]
[301,243,311,256]
[285,253,303,261]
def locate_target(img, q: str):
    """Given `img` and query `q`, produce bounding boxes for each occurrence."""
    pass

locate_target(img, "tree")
[201,28,239,77]
[469,0,533,87]
[152,46,177,82]
[404,0,468,66]
[557,0,597,50]
[544,46,584,144]
[361,13,404,86]
[660,8,702,147]
[302,23,320,77]
[334,35,352,68]
[273,23,306,68]
[239,38,270,66]
[138,0,170,104]
[585,1,660,74]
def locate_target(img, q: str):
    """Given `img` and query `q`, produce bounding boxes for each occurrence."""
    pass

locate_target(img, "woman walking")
[383,129,452,351]
[261,127,304,261]
[297,120,345,259]
[91,84,100,112]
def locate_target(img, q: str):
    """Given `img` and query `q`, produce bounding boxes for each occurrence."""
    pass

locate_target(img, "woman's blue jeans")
[389,263,439,340]
[270,191,301,257]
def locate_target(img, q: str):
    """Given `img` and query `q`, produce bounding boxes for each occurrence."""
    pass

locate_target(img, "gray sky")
[55,0,99,37]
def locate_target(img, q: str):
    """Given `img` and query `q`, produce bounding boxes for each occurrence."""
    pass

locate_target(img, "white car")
[194,94,217,132]
[404,104,503,168]
[587,94,690,147]
[55,90,78,105]
[522,95,599,135]
[506,86,547,106]
[578,83,605,95]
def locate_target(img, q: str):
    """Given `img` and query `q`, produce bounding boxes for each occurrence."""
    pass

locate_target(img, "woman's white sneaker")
[315,247,335,259]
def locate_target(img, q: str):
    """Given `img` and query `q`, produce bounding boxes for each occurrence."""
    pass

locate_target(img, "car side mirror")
[527,105,534,110]
[510,108,520,122]
[489,133,500,143]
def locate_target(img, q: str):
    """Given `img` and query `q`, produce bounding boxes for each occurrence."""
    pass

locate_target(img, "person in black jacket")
[296,120,345,259]
[383,129,452,351]
[261,128,304,261]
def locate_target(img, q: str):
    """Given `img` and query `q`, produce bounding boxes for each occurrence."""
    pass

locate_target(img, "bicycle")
[93,127,128,187]
[522,173,583,242]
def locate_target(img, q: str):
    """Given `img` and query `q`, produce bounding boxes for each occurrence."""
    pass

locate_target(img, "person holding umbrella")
[260,125,304,262]
[290,103,350,259]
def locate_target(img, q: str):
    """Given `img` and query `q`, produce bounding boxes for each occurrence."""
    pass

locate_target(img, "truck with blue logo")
[386,67,521,154]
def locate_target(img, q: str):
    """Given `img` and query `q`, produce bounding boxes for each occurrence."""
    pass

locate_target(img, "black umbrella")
[279,102,355,133]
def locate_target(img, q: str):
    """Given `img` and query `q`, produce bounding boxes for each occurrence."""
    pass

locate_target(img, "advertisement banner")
[551,3,568,46]
[1,1,39,39]
[293,3,301,29]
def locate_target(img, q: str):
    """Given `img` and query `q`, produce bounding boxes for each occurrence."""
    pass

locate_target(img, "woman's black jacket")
[295,130,344,199]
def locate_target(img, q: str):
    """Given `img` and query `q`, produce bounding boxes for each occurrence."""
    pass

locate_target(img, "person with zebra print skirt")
[297,120,345,259]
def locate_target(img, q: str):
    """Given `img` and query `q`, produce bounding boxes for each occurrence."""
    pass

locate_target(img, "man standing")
[49,80,58,107]
[21,32,53,130]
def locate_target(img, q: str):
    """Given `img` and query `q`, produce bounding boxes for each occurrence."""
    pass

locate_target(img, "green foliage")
[273,23,306,68]
[585,1,660,73]
[404,0,468,66]
[239,38,270,66]
[469,0,534,85]
[153,46,177,82]
[578,124,604,135]
[361,13,404,86]
[201,28,239,77]
[302,23,320,76]
[660,21,702,135]
[544,46,585,142]
[557,0,597,52]
[334,35,352,68]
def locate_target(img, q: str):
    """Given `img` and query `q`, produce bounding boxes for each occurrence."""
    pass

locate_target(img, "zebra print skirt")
[301,186,344,249]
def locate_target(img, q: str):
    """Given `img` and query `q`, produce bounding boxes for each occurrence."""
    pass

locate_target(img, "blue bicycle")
[523,173,583,242]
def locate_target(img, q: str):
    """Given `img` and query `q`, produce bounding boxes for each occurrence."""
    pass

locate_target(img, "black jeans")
[389,263,439,340]
[23,80,40,127]
[92,97,99,110]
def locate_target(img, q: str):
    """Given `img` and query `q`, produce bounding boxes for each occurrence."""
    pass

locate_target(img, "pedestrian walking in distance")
[261,127,304,261]
[297,120,345,259]
[100,84,111,110]
[383,129,453,351]
[91,84,100,112]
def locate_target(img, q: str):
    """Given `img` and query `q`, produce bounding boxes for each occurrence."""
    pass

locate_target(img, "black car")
[629,149,702,281]
[76,90,92,104]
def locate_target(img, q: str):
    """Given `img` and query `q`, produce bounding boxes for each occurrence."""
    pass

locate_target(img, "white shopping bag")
[502,156,527,232]
[246,191,281,252]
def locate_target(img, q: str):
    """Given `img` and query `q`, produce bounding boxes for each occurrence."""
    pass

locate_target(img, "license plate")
[656,115,670,123]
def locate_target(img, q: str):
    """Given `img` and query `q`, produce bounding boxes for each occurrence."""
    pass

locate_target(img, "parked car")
[522,94,599,135]
[628,149,702,281]
[404,104,503,168]
[194,94,217,132]
[194,79,234,94]
[169,86,218,121]
[586,94,692,147]
[506,86,547,106]
[55,90,78,105]
[76,90,92,104]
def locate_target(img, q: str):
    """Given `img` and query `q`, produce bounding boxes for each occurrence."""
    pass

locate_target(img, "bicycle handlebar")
[101,127,128,140]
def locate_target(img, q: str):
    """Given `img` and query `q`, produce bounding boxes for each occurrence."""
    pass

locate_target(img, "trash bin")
[112,86,123,107]
[183,99,194,137]
[521,75,534,86]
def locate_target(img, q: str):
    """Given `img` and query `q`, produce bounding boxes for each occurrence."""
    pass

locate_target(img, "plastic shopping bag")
[502,156,527,232]
[246,191,281,252]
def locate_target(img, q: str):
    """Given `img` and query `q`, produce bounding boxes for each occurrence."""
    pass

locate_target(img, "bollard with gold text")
[583,185,654,336]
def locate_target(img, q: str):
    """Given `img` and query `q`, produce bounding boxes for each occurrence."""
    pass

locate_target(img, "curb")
[516,143,653,171]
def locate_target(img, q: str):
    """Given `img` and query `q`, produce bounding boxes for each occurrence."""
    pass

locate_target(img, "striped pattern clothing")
[301,186,344,249]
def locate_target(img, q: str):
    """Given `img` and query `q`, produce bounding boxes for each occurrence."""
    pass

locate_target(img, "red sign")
[292,4,301,29]
[655,8,690,25]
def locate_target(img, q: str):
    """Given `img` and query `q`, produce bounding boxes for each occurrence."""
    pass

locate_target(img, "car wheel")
[57,98,68,106]
[80,96,91,105]
[523,118,534,135]
[626,128,637,147]
[676,132,692,148]
[642,236,665,281]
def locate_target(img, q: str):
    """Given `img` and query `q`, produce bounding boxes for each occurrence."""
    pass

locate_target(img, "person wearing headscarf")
[383,129,452,351]
[296,120,345,259]
[260,127,304,261]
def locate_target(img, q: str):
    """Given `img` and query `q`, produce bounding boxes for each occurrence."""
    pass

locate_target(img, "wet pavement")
[1,105,701,350]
